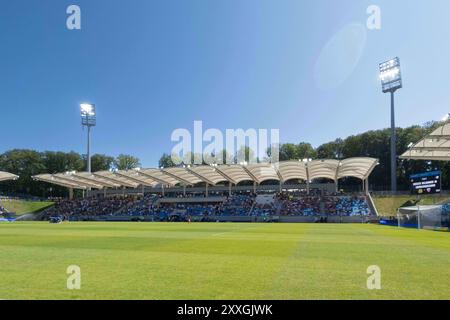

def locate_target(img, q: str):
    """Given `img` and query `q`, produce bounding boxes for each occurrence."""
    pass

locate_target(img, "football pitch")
[0,222,449,300]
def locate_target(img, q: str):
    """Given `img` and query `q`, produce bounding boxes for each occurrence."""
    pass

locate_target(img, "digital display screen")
[410,171,441,195]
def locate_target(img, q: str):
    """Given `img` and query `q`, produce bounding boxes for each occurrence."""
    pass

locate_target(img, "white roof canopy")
[0,171,19,182]
[32,157,378,190]
[400,122,450,161]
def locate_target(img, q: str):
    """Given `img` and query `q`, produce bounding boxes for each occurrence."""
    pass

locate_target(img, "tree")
[278,142,317,161]
[0,149,47,195]
[114,154,141,170]
[159,153,176,168]
[42,151,84,173]
[279,143,299,161]
[236,146,256,163]
[210,149,231,165]
[89,154,115,172]
[316,139,344,159]
[296,142,317,160]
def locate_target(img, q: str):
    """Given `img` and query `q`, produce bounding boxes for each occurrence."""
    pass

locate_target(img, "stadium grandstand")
[33,158,378,193]
[34,158,380,223]
[400,121,450,160]
[397,121,450,230]
[0,172,18,220]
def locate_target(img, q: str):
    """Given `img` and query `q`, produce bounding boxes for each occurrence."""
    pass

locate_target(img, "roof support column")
[253,182,257,194]
[183,185,186,197]
[205,184,209,198]
[161,185,165,197]
[365,178,369,195]
[335,180,338,194]
[69,188,74,200]
[306,162,311,195]
[228,182,232,197]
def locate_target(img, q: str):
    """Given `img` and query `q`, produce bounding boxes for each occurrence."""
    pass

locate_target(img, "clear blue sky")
[1,0,449,167]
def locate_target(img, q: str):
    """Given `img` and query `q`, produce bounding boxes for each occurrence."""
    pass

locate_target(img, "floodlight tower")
[379,57,402,193]
[80,103,96,173]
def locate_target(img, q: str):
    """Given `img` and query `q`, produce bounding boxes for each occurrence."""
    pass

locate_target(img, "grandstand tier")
[42,191,376,223]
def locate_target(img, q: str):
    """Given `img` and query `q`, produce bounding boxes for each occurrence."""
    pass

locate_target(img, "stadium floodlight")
[379,57,402,93]
[81,103,96,126]
[379,57,402,192]
[80,103,96,173]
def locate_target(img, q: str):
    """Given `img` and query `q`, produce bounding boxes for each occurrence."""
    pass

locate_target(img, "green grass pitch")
[0,222,449,300]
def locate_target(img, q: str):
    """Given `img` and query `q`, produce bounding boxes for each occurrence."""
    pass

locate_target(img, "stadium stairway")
[366,194,379,216]
[248,202,256,216]
[319,200,326,215]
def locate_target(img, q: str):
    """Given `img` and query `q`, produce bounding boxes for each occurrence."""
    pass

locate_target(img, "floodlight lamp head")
[80,103,96,126]
[80,103,95,116]
[379,57,402,93]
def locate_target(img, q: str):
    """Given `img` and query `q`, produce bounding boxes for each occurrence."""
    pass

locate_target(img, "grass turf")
[0,222,449,300]
[372,195,450,216]
[0,199,54,216]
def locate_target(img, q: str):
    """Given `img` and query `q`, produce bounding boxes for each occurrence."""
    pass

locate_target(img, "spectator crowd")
[43,192,372,220]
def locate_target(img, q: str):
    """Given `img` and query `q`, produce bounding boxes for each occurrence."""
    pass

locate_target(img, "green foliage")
[89,154,115,172]
[0,149,47,196]
[42,151,84,173]
[159,153,176,168]
[114,154,141,170]
[279,142,316,161]
[316,138,344,159]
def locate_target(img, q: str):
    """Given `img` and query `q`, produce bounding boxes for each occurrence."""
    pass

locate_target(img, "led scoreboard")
[410,171,441,195]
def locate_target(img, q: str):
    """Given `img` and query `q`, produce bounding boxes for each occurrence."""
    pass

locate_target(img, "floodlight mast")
[80,103,96,173]
[379,57,402,193]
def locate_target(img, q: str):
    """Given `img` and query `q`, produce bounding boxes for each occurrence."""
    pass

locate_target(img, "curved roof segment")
[0,171,19,182]
[308,159,340,181]
[338,157,378,180]
[32,157,378,190]
[400,122,450,161]
[276,161,308,182]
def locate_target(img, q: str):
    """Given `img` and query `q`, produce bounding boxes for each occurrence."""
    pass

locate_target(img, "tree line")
[0,151,140,197]
[1,120,447,197]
